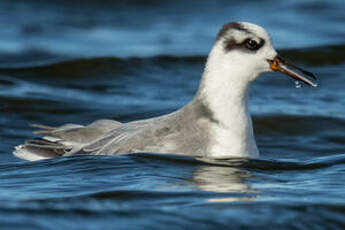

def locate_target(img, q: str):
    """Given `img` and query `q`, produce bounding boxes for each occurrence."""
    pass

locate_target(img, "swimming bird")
[13,22,317,161]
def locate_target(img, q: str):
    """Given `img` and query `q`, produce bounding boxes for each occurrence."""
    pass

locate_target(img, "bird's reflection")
[189,160,257,202]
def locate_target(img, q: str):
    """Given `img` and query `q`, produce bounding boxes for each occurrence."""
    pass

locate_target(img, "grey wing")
[81,118,176,155]
[80,113,194,156]
[13,119,122,161]
[81,124,149,155]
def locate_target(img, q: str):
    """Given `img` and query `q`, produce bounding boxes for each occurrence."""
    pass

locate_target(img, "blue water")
[1,0,345,229]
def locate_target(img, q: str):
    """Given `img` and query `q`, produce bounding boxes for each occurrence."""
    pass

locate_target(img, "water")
[1,0,345,229]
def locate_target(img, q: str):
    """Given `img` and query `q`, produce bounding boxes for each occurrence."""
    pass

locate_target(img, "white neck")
[196,44,259,158]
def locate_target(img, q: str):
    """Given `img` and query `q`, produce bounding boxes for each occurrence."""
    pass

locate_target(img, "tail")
[13,120,122,161]
[14,138,68,161]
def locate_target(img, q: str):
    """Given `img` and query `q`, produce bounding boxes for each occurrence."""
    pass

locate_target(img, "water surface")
[1,0,345,229]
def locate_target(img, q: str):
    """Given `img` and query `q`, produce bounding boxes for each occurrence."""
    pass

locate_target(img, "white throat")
[196,43,260,158]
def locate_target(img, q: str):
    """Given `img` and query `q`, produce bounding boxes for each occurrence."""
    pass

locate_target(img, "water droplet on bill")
[312,82,319,87]
[295,81,302,88]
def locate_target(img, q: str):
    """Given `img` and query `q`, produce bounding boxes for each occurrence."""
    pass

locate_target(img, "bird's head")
[206,22,317,87]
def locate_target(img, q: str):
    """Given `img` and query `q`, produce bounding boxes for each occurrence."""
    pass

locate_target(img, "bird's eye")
[245,39,260,51]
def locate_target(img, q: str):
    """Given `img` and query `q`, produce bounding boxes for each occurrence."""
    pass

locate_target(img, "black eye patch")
[223,37,265,52]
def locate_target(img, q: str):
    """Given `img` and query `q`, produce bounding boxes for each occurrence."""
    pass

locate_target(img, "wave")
[2,152,345,175]
[0,44,344,79]
[253,114,345,135]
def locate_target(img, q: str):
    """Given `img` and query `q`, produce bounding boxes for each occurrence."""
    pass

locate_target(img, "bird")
[13,22,317,161]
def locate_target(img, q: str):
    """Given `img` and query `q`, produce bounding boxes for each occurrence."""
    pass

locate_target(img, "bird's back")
[14,101,213,161]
